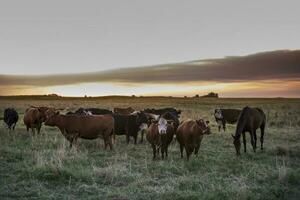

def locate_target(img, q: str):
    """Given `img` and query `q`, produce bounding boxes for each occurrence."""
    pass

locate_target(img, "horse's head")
[232,135,241,156]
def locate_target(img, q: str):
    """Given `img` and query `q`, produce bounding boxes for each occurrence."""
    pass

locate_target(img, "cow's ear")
[56,111,60,115]
[206,120,210,125]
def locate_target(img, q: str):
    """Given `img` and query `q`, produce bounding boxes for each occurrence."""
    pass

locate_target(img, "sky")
[0,0,299,97]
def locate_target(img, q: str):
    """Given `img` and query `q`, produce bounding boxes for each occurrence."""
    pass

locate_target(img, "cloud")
[0,49,300,87]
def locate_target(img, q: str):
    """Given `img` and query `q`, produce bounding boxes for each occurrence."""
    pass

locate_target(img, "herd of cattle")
[2,106,266,160]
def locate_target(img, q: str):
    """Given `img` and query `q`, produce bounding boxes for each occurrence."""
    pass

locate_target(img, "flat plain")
[0,97,299,200]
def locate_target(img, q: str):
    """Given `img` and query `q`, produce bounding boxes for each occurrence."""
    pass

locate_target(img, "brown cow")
[146,117,175,160]
[44,111,114,150]
[176,119,211,161]
[113,107,135,115]
[23,106,53,134]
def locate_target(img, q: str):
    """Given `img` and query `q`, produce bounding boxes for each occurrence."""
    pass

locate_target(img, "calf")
[113,111,149,144]
[214,108,241,132]
[176,119,211,160]
[146,117,175,160]
[4,108,19,130]
[23,106,52,134]
[45,111,114,150]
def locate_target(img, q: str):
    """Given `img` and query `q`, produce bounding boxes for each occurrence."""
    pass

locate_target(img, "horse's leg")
[253,130,257,151]
[242,132,247,153]
[223,121,226,132]
[260,123,265,150]
[250,131,256,152]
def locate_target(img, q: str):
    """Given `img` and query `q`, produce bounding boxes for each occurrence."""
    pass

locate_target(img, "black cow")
[4,108,19,130]
[113,111,149,144]
[161,111,180,130]
[214,108,241,132]
[144,107,181,118]
[74,108,113,115]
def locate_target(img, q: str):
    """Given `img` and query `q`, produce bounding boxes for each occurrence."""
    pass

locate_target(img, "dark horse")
[232,106,266,155]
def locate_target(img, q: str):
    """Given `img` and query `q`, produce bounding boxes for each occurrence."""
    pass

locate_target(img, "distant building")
[201,92,219,98]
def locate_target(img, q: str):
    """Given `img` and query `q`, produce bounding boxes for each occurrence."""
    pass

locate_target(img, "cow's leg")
[223,122,226,132]
[151,144,156,160]
[161,147,164,159]
[134,135,137,145]
[13,123,16,130]
[104,132,113,151]
[140,131,144,143]
[31,127,35,135]
[126,133,130,144]
[260,123,265,150]
[26,126,29,132]
[185,146,192,161]
[180,144,184,159]
[194,143,200,156]
[166,146,168,158]
[242,132,247,153]
[37,123,42,134]
[218,125,221,132]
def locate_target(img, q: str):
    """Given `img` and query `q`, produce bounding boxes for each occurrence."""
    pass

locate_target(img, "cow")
[214,108,241,132]
[23,106,54,134]
[114,107,135,115]
[3,108,19,130]
[232,107,266,156]
[45,111,114,150]
[161,111,180,130]
[146,117,175,160]
[75,108,112,115]
[113,111,149,144]
[176,119,211,161]
[144,108,181,118]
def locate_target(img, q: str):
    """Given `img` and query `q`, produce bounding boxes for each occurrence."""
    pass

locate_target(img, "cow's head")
[232,135,241,156]
[196,119,211,135]
[158,118,168,134]
[136,111,149,132]
[214,109,223,120]
[45,110,59,126]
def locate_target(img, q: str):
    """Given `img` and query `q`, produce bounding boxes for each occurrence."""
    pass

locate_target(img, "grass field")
[0,97,299,200]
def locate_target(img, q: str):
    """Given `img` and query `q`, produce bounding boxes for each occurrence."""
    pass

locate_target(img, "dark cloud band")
[1,50,300,86]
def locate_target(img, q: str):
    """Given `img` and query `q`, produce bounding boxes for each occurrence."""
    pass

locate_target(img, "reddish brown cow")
[45,111,114,150]
[23,106,53,134]
[176,119,211,161]
[146,118,175,160]
[113,107,135,115]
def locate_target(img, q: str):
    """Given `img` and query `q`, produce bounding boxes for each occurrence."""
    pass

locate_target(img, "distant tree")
[184,96,187,98]
[194,94,200,98]
[132,95,136,98]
